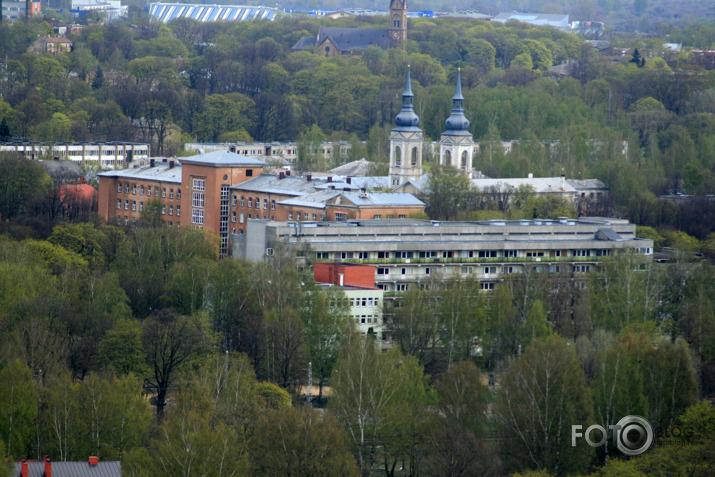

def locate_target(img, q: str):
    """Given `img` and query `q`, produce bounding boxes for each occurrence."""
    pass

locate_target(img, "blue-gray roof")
[180,150,266,167]
[232,175,318,196]
[14,461,121,477]
[98,163,182,183]
[316,26,390,51]
[338,192,424,207]
[279,190,342,209]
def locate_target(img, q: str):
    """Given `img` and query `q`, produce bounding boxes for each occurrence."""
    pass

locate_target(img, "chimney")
[328,176,332,183]
[339,273,344,286]
[162,158,167,162]
[561,174,565,191]
[286,170,291,176]
[306,174,312,181]
[169,161,175,169]
[150,159,155,167]
[89,456,99,466]
[44,456,52,477]
[528,172,533,179]
[279,172,284,179]
[21,460,28,477]
[346,177,352,184]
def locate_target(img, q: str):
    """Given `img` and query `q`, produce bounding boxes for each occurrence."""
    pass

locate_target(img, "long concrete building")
[234,217,653,294]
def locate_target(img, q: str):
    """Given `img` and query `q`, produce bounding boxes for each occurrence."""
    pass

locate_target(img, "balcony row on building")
[234,218,654,295]
[0,142,150,169]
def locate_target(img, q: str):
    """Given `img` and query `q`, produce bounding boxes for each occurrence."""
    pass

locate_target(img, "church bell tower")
[390,66,423,187]
[389,0,407,43]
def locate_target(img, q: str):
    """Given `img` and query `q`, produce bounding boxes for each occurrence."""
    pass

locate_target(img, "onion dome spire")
[443,68,471,135]
[394,66,421,131]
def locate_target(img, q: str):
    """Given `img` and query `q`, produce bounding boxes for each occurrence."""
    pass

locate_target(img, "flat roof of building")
[179,150,267,167]
[98,163,181,182]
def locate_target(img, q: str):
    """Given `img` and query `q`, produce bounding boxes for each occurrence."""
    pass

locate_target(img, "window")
[140,185,144,196]
[312,214,317,220]
[132,184,136,194]
[373,214,382,219]
[248,198,252,208]
[162,188,166,198]
[397,284,408,291]
[192,209,204,225]
[125,183,129,193]
[505,250,517,258]
[271,200,276,210]
[240,196,245,207]
[177,189,181,200]
[116,199,121,209]
[377,252,389,259]
[124,200,129,210]
[526,251,544,258]
[263,199,268,209]
[169,205,173,215]
[479,251,498,258]
[162,204,166,215]
[176,206,181,216]
[288,212,293,220]
[358,252,368,259]
[239,213,244,224]
[480,282,496,290]
[255,197,259,209]
[377,267,389,275]
[192,179,205,191]
[117,182,122,193]
[139,201,144,212]
[574,250,590,257]
[131,201,136,211]
[399,214,406,219]
[232,195,237,206]
[335,213,347,221]
[246,169,253,177]
[317,252,329,260]
[483,266,496,274]
[397,251,413,259]
[248,214,252,220]
[232,212,236,223]
[155,187,159,197]
[425,267,430,275]
[192,192,204,208]
[147,186,152,196]
[169,189,174,199]
[401,268,407,275]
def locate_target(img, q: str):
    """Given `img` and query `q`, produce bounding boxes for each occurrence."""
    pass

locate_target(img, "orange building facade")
[98,151,424,257]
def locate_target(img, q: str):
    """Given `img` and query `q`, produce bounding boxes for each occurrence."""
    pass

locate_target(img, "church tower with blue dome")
[439,69,476,177]
[389,66,424,187]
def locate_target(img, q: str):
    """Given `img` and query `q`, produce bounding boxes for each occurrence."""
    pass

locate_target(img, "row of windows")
[288,212,324,221]
[317,249,612,260]
[374,264,592,277]
[232,195,276,210]
[354,316,379,325]
[372,214,407,219]
[115,216,180,228]
[117,182,181,200]
[116,199,181,216]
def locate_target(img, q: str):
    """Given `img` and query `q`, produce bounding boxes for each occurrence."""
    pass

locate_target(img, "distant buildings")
[34,36,73,54]
[0,142,150,169]
[71,0,127,22]
[15,456,120,477]
[148,3,281,23]
[493,12,570,30]
[1,1,40,21]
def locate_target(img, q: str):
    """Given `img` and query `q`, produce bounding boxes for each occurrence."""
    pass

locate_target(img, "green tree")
[0,156,51,220]
[496,336,593,475]
[0,360,39,458]
[142,310,208,416]
[251,406,359,477]
[99,318,148,377]
[423,164,473,220]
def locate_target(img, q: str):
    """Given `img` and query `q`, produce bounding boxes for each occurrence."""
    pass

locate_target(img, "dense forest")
[1,9,715,476]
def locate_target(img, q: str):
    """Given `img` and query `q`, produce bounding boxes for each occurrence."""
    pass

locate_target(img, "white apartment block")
[0,142,149,169]
[235,217,653,295]
[322,284,384,340]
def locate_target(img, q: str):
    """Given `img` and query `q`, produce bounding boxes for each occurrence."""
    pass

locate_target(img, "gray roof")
[328,159,372,177]
[232,174,318,195]
[291,36,316,50]
[14,461,121,477]
[316,26,390,52]
[314,176,390,191]
[179,150,266,167]
[279,190,342,209]
[98,163,182,183]
[492,12,569,27]
[471,177,576,194]
[596,228,624,241]
[566,179,608,191]
[338,192,424,207]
